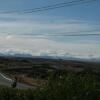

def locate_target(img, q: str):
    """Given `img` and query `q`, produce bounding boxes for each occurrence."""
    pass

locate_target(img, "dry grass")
[19,76,46,87]
[9,74,46,87]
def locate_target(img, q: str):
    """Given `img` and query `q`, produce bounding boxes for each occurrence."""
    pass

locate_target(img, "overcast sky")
[0,0,100,58]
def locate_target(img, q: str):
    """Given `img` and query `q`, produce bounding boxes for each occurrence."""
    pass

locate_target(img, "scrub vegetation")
[0,71,100,100]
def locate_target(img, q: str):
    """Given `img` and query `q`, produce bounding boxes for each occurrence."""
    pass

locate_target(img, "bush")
[0,72,100,100]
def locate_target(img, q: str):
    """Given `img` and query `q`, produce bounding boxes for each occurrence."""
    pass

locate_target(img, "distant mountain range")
[0,51,33,58]
[0,51,100,62]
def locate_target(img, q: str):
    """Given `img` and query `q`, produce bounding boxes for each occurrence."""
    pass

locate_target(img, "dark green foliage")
[0,72,100,100]
[39,72,100,100]
[0,86,35,100]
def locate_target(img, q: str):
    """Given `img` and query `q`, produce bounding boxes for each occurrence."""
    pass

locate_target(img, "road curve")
[0,72,35,89]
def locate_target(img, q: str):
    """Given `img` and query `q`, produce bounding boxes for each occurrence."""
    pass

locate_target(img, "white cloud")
[0,14,100,58]
[0,35,100,57]
[6,35,13,40]
[0,15,99,35]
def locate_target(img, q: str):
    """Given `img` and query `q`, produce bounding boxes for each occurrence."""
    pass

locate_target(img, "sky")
[0,0,100,58]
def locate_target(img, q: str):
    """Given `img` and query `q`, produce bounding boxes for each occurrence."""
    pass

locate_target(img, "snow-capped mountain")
[0,51,33,58]
[0,50,100,62]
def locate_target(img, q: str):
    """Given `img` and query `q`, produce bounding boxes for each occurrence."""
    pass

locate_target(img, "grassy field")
[0,71,100,100]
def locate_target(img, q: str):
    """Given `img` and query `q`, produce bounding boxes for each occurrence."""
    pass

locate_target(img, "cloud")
[0,35,100,57]
[0,14,100,35]
[6,35,13,40]
[0,14,100,58]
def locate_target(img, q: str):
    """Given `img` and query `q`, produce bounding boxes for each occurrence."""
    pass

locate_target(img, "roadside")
[0,72,36,89]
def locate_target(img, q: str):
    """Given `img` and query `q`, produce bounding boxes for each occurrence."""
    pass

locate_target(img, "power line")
[0,0,96,14]
[24,0,96,13]
[35,33,100,37]
[49,33,100,37]
[17,29,100,37]
[18,33,100,38]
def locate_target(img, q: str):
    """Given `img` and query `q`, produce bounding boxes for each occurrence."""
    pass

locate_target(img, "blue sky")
[0,0,100,58]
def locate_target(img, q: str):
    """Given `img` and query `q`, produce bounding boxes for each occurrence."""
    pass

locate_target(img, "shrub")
[0,72,100,100]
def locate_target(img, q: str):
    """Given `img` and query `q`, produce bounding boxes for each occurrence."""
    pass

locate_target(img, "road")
[0,72,35,89]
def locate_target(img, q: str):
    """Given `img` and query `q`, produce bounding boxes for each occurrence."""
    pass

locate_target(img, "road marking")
[0,72,34,89]
[0,73,12,81]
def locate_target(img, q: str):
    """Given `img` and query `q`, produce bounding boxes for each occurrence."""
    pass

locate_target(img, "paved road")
[0,72,34,89]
